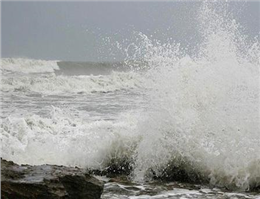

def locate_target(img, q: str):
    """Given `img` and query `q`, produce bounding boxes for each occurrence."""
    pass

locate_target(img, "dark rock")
[1,159,104,199]
[91,159,132,178]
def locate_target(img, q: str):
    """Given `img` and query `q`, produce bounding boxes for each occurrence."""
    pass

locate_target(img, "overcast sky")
[2,1,259,62]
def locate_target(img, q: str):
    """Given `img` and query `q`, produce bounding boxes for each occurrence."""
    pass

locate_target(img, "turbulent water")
[1,2,260,198]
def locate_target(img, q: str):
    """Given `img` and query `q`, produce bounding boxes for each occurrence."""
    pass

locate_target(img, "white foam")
[129,189,202,199]
[1,71,143,94]
[1,106,140,168]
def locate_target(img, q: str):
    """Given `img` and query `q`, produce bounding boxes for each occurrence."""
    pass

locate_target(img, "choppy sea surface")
[1,2,260,198]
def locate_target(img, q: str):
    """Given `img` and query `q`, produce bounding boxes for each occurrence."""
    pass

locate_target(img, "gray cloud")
[2,1,259,61]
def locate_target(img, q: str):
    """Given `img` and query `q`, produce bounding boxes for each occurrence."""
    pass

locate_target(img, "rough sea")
[1,2,260,199]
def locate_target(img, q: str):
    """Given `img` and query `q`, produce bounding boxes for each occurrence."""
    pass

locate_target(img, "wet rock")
[1,158,104,199]
[91,159,132,178]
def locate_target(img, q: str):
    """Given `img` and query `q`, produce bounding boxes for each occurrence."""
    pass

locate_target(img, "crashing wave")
[1,2,260,192]
[130,3,260,191]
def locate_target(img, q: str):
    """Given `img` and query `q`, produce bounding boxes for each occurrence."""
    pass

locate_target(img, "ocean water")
[1,2,260,198]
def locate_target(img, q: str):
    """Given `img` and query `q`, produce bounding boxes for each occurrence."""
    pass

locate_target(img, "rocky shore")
[1,159,104,199]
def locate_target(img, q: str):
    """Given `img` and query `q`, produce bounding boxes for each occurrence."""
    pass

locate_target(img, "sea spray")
[1,1,259,192]
[131,2,260,190]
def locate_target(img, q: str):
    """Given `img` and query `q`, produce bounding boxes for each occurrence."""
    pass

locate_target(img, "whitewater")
[1,2,260,198]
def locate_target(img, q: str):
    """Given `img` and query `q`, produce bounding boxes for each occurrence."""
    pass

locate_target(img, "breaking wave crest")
[1,71,143,94]
[1,58,59,74]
